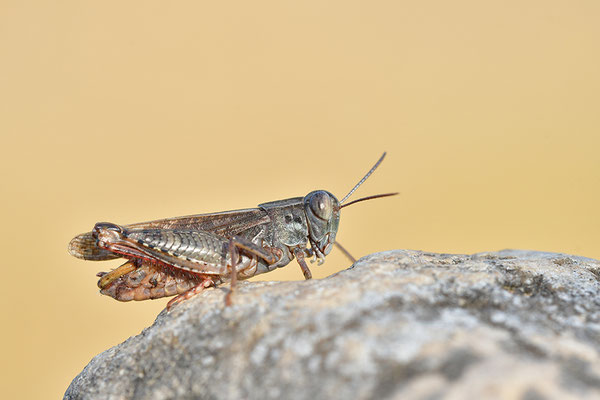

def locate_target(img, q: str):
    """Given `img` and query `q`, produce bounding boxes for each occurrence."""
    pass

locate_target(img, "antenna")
[340,152,387,204]
[340,192,398,209]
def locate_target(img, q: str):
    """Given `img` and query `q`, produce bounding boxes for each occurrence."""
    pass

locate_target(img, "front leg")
[293,248,313,280]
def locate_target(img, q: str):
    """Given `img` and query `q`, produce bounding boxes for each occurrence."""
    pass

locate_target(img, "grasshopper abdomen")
[127,230,227,268]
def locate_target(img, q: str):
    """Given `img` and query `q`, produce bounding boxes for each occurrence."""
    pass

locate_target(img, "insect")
[68,153,396,308]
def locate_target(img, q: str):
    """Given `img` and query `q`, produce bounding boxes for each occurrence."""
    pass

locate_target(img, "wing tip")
[68,232,119,261]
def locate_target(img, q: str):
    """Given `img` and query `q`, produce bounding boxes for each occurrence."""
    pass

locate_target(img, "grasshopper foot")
[224,290,234,307]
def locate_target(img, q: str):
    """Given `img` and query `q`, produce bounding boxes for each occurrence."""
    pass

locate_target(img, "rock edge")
[65,250,600,400]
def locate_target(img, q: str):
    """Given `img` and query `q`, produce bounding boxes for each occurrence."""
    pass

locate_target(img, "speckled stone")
[64,250,600,400]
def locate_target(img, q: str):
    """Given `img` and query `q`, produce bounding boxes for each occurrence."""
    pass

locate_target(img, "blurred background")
[1,1,599,398]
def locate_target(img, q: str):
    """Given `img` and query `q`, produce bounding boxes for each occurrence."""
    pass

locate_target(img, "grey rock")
[64,250,600,400]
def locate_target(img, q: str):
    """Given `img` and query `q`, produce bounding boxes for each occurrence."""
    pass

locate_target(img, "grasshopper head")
[303,190,340,259]
[303,153,397,264]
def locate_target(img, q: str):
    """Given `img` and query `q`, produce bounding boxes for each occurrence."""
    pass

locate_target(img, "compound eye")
[309,192,333,221]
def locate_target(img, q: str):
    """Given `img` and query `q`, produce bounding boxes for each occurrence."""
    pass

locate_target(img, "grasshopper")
[68,153,396,308]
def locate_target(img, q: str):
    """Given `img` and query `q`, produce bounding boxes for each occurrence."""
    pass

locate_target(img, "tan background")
[1,1,599,398]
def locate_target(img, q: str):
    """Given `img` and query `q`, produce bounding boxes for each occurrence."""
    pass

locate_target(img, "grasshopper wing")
[68,208,270,261]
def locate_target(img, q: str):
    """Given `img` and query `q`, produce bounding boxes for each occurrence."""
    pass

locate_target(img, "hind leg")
[96,260,138,289]
[223,237,284,306]
[166,278,215,310]
[224,238,239,306]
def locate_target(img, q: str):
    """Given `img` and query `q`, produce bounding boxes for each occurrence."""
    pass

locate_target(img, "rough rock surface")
[64,250,600,400]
